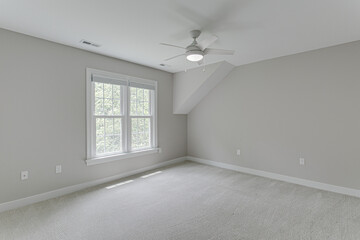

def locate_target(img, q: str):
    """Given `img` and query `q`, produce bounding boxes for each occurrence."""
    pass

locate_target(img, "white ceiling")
[1,0,360,73]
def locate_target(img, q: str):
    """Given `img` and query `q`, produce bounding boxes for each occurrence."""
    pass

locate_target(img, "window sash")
[129,87,153,117]
[93,116,125,157]
[126,86,155,152]
[129,116,153,151]
[93,82,124,117]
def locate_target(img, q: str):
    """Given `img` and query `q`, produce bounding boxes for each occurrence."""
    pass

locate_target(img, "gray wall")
[0,28,187,204]
[188,41,360,190]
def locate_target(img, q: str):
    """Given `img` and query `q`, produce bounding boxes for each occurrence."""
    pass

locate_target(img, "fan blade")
[168,0,251,33]
[164,53,185,61]
[204,48,235,55]
[160,43,185,49]
[198,35,218,50]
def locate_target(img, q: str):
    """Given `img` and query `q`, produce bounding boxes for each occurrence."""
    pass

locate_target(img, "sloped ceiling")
[1,0,360,73]
[173,61,234,114]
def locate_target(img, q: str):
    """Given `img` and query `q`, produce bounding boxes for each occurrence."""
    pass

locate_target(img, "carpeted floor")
[1,161,360,240]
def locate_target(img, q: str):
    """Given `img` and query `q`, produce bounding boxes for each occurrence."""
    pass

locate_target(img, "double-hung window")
[86,68,158,165]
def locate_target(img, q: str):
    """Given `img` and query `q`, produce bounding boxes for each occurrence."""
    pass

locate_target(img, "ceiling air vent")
[80,39,101,47]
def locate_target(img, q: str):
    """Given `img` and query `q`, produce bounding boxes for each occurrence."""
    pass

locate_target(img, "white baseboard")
[187,156,360,198]
[0,156,187,213]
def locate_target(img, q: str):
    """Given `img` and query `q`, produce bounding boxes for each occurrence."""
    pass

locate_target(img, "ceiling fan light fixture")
[161,30,234,65]
[186,51,204,62]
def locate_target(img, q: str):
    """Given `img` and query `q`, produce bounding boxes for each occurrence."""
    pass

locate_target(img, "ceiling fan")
[161,30,235,64]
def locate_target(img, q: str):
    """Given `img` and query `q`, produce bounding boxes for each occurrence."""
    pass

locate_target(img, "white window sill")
[86,148,161,166]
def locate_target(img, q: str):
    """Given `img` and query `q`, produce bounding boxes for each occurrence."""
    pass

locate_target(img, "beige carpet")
[1,161,360,240]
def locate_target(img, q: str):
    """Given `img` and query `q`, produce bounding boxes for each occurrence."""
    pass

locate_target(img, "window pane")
[105,136,113,153]
[95,82,103,98]
[138,88,144,102]
[105,118,114,135]
[130,87,137,115]
[95,98,103,115]
[113,99,121,115]
[103,83,113,99]
[96,135,105,154]
[113,135,121,152]
[131,117,151,150]
[144,89,149,101]
[144,101,150,115]
[137,101,145,116]
[105,136,121,153]
[96,117,105,135]
[144,118,150,131]
[113,85,121,99]
[104,99,113,115]
[96,118,105,154]
[114,118,121,134]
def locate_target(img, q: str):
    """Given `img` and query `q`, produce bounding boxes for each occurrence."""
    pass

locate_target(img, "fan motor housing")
[186,45,202,53]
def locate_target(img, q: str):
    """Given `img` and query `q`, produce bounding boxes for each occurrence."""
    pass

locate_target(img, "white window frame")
[86,68,159,166]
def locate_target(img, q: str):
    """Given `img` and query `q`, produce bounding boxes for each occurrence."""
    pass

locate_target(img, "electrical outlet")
[56,165,62,174]
[299,158,305,166]
[236,149,241,156]
[21,171,29,180]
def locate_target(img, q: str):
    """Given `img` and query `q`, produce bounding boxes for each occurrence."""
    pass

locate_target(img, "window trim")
[86,68,159,166]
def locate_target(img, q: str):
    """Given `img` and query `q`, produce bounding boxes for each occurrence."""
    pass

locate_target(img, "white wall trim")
[187,156,360,198]
[3,156,358,213]
[86,67,159,161]
[0,156,187,213]
[85,148,161,166]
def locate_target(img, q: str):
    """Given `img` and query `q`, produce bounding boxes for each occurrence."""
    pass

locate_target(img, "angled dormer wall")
[173,61,234,114]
